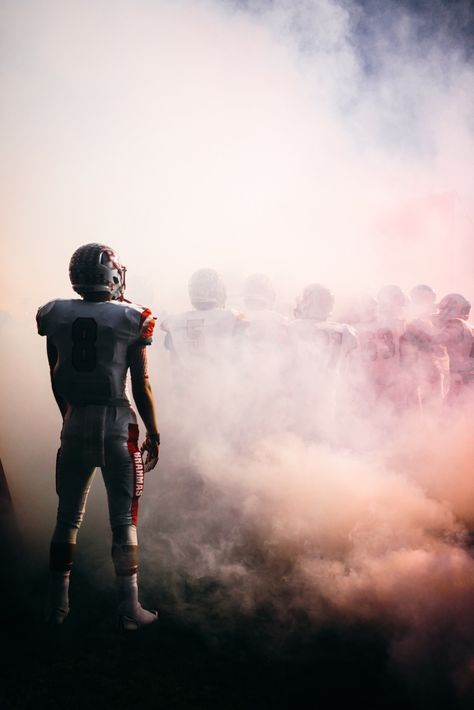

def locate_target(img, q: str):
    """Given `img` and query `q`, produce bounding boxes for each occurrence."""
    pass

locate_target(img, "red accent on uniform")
[102,248,121,272]
[127,423,142,526]
[139,308,156,341]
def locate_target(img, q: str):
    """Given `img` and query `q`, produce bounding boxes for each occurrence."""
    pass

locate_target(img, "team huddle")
[161,268,474,414]
[36,243,473,630]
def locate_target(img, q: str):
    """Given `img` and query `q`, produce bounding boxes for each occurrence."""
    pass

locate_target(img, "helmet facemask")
[69,243,126,300]
[437,293,471,321]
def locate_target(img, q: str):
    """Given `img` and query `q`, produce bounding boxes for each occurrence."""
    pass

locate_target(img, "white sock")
[116,573,139,613]
[46,571,70,622]
[116,573,157,627]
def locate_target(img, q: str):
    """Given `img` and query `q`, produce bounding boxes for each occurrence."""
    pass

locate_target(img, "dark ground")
[1,592,401,710]
[0,559,467,710]
[0,462,470,710]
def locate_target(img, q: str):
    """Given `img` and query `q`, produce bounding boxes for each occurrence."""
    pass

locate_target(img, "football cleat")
[119,605,158,632]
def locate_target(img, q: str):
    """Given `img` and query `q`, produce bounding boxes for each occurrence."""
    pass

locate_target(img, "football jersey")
[287,319,358,369]
[36,299,155,406]
[399,317,449,401]
[160,308,247,363]
[401,317,448,367]
[435,318,474,381]
[361,317,405,386]
[244,309,288,345]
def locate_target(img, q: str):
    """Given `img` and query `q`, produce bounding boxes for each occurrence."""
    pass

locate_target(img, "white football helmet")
[294,284,334,320]
[69,243,126,300]
[243,274,276,310]
[437,293,471,321]
[377,284,407,317]
[188,268,226,310]
[410,284,437,306]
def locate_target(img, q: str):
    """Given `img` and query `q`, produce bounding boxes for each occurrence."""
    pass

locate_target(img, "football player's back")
[371,285,408,406]
[434,293,474,399]
[242,274,287,346]
[161,268,246,366]
[37,243,159,630]
[288,284,357,371]
[401,285,448,405]
[286,284,358,442]
[37,298,153,406]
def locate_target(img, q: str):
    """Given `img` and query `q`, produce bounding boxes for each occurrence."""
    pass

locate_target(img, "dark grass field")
[0,463,469,710]
[2,596,402,710]
[0,560,464,710]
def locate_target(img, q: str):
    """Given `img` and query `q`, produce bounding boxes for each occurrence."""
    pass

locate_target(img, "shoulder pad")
[36,300,57,336]
[116,301,157,345]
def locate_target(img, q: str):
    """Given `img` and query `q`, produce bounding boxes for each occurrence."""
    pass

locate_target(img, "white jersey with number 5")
[160,308,246,365]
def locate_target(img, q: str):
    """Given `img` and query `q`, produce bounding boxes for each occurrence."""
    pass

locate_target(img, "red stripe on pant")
[127,423,144,526]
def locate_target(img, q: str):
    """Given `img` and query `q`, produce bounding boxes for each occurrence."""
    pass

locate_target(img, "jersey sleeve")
[36,300,57,337]
[136,307,156,346]
[342,325,359,355]
[159,317,175,351]
[232,311,249,336]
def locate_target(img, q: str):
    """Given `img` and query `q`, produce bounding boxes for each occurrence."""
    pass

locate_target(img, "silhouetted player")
[37,243,160,629]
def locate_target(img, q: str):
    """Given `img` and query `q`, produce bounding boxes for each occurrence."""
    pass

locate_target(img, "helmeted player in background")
[37,244,160,629]
[343,292,378,362]
[160,268,247,367]
[287,284,358,440]
[160,268,247,461]
[341,293,380,412]
[289,284,358,367]
[238,274,288,440]
[242,274,287,345]
[372,284,408,408]
[434,293,474,403]
[401,285,449,409]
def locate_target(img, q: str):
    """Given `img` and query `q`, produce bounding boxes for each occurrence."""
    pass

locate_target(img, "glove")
[140,432,160,472]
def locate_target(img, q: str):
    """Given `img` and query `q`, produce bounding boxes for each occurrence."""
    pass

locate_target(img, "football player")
[287,284,358,440]
[37,243,160,629]
[372,284,408,407]
[340,292,379,411]
[343,292,378,362]
[289,283,358,367]
[434,293,474,402]
[242,273,287,345]
[160,268,247,366]
[401,285,448,408]
[237,274,288,440]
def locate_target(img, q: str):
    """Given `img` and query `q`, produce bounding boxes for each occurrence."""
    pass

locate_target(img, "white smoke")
[1,0,474,701]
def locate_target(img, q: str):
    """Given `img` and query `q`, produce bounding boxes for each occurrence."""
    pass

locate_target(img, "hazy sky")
[0,0,473,317]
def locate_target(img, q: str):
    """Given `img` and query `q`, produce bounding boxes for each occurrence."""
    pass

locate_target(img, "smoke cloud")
[1,0,474,702]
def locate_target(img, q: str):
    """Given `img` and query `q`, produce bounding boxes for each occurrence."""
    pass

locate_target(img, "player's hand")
[140,433,160,472]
